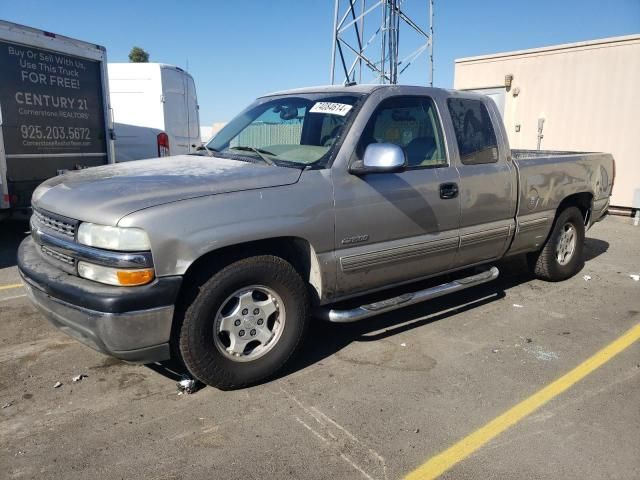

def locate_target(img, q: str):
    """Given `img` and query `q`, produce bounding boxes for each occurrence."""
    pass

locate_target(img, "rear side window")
[447,98,498,165]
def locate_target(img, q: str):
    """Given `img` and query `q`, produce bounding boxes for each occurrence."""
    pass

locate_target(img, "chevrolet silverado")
[18,85,614,389]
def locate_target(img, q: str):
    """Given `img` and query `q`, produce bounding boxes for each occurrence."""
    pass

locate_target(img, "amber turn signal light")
[116,268,155,286]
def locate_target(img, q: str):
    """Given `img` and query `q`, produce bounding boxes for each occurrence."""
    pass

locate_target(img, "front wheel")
[528,206,585,281]
[177,255,310,389]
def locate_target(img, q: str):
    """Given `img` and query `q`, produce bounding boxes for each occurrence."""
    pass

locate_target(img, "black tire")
[176,255,309,390]
[528,206,585,281]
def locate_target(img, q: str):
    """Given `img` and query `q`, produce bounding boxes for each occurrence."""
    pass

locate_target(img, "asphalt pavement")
[1,215,639,479]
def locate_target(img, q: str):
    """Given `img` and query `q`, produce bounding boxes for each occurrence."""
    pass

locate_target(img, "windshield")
[206,93,363,168]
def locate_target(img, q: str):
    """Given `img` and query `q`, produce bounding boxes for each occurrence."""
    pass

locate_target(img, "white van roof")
[108,62,194,78]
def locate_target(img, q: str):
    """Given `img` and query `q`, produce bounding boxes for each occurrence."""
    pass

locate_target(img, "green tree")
[128,47,149,63]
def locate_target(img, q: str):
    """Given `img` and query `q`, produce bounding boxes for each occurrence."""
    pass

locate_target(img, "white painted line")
[0,294,27,302]
[340,453,375,480]
[295,417,329,444]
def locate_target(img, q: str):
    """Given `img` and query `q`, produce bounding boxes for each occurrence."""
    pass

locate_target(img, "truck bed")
[508,149,614,255]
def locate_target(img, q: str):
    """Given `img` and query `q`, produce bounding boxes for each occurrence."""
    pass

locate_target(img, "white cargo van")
[107,63,200,161]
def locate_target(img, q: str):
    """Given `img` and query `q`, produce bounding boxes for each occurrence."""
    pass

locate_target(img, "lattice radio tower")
[330,0,434,86]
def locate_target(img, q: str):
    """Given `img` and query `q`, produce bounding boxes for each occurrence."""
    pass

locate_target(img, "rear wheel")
[528,206,585,281]
[177,255,309,389]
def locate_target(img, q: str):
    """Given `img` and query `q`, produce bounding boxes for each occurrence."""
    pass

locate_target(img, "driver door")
[332,95,461,297]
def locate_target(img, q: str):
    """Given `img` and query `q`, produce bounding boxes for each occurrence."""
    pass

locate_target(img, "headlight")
[77,223,151,251]
[78,262,155,287]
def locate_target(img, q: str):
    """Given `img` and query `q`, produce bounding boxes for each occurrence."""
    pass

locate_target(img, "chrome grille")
[41,245,75,265]
[33,209,76,237]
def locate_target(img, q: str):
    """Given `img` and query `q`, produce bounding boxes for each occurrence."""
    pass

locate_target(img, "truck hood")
[32,155,303,225]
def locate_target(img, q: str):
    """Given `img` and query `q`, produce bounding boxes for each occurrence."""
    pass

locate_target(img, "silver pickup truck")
[18,85,614,389]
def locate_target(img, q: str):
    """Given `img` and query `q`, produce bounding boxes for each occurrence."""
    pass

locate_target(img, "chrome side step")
[319,266,499,323]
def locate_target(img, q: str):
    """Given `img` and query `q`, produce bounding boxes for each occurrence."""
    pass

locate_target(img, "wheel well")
[557,192,593,225]
[180,237,323,304]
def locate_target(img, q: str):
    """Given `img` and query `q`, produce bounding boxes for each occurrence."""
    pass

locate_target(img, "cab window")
[356,96,447,168]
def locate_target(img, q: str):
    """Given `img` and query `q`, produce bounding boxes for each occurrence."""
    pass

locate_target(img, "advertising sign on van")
[0,40,107,156]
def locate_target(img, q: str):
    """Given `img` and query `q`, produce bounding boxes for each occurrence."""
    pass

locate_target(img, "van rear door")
[161,67,199,155]
[185,74,200,147]
[108,63,164,161]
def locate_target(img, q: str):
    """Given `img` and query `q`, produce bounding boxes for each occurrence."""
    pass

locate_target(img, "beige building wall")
[454,35,640,208]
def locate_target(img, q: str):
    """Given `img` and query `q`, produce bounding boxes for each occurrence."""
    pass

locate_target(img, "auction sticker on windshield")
[310,102,353,116]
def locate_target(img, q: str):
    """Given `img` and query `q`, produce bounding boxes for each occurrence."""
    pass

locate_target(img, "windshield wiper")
[229,146,276,166]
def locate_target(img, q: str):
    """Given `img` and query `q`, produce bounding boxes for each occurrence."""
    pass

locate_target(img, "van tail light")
[157,132,170,157]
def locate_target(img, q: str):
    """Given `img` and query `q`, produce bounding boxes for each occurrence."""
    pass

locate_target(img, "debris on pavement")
[525,345,559,361]
[630,274,640,282]
[53,382,62,389]
[72,374,88,382]
[2,401,13,409]
[414,428,420,433]
[512,304,523,308]
[526,338,533,343]
[583,275,592,281]
[177,378,197,395]
[492,349,500,353]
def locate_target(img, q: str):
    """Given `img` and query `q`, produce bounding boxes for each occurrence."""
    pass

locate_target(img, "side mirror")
[350,143,407,175]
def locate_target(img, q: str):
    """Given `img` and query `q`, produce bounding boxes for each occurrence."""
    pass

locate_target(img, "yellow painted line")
[404,323,640,480]
[0,283,23,291]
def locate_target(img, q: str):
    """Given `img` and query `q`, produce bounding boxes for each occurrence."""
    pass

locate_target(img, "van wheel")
[528,206,585,282]
[177,255,309,389]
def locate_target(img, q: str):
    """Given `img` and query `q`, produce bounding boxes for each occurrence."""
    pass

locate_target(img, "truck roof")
[261,84,452,98]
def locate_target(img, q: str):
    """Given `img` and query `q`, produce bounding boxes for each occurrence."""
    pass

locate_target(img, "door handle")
[439,182,459,199]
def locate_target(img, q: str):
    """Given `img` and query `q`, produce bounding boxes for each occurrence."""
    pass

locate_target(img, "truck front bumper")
[18,237,182,363]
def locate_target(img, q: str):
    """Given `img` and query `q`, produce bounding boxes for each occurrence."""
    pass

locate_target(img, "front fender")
[117,169,336,292]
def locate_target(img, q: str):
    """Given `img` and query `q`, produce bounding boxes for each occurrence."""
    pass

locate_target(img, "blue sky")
[2,1,638,125]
